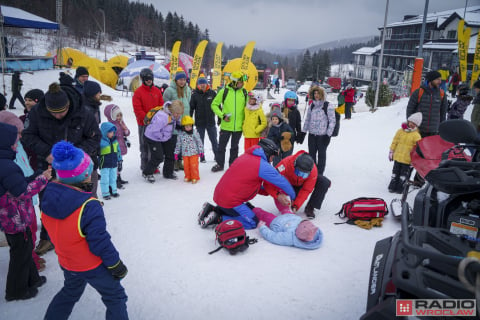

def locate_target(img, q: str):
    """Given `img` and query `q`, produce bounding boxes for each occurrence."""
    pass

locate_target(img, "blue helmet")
[284,91,297,100]
[284,91,298,105]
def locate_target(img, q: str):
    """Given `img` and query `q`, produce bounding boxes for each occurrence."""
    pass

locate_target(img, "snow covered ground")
[0,69,470,320]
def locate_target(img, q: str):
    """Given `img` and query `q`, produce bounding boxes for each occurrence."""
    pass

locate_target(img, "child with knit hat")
[0,122,51,301]
[0,110,46,271]
[254,207,322,249]
[267,108,294,166]
[388,112,422,193]
[174,115,204,184]
[41,141,128,319]
[104,104,130,188]
[99,122,122,200]
[242,92,267,150]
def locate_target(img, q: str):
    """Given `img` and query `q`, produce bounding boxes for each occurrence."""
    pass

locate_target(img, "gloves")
[199,153,204,159]
[223,113,231,121]
[175,123,182,131]
[354,220,373,230]
[124,137,131,148]
[280,132,292,152]
[353,218,384,230]
[388,150,394,162]
[174,154,179,161]
[59,72,74,86]
[117,160,123,172]
[108,260,128,280]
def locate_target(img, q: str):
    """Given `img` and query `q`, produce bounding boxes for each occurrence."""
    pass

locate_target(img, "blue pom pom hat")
[51,141,93,184]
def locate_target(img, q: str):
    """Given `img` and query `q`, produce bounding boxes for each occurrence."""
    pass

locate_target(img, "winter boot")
[304,204,315,219]
[116,177,125,190]
[388,175,399,193]
[200,211,222,228]
[143,174,155,183]
[200,156,206,163]
[35,239,54,256]
[211,164,224,172]
[198,202,216,224]
[395,176,406,194]
[118,174,128,184]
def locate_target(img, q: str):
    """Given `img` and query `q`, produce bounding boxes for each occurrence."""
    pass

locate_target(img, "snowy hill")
[0,66,472,319]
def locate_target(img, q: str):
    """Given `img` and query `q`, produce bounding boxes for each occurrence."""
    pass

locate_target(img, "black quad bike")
[361,120,480,320]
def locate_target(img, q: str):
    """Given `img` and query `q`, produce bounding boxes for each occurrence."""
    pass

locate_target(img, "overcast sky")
[143,0,475,50]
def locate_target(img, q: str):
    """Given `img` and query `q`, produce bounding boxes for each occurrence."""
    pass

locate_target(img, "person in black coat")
[21,82,101,255]
[189,76,218,163]
[82,80,102,124]
[9,71,26,110]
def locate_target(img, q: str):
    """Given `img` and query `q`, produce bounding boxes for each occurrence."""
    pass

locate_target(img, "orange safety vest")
[41,198,103,272]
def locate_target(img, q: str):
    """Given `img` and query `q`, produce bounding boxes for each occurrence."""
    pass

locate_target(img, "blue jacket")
[260,214,322,250]
[99,122,121,169]
[0,123,27,198]
[40,181,120,267]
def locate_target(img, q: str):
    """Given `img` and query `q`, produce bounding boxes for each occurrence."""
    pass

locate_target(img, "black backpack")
[313,101,340,137]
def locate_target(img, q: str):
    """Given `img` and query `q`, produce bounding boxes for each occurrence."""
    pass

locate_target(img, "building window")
[385,28,392,40]
[359,55,366,65]
[447,30,456,39]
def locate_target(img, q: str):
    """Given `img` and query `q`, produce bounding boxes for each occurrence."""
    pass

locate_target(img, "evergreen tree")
[298,50,313,81]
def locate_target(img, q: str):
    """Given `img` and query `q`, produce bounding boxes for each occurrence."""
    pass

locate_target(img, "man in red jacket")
[264,151,330,219]
[342,84,356,120]
[132,68,164,172]
[198,138,296,229]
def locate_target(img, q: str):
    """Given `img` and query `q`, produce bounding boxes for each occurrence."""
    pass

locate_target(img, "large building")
[352,5,480,88]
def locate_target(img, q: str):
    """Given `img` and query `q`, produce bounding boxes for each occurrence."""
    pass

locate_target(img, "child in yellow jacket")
[388,112,422,193]
[243,92,267,150]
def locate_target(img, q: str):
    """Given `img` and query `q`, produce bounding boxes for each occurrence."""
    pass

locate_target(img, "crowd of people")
[1,63,480,319]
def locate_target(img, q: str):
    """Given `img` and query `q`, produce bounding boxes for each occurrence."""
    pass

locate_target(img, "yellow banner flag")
[457,20,471,83]
[471,34,480,87]
[189,40,208,89]
[212,42,223,90]
[240,41,256,75]
[170,41,181,80]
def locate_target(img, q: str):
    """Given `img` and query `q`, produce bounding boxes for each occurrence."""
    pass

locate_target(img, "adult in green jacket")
[210,71,247,172]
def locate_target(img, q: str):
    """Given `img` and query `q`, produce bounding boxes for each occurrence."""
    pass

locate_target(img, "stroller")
[361,120,480,320]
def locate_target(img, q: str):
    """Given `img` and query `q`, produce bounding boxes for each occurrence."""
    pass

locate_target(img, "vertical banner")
[471,33,480,87]
[457,19,471,83]
[240,41,256,75]
[212,42,223,90]
[410,58,424,95]
[189,40,208,89]
[170,41,181,80]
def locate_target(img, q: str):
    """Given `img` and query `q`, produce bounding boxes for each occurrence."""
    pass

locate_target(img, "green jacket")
[163,80,191,134]
[211,85,247,132]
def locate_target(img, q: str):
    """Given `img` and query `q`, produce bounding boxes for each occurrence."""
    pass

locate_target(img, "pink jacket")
[0,175,48,234]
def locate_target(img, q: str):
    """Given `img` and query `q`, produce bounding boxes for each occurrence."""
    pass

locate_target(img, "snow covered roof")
[0,5,58,30]
[353,45,381,55]
[384,5,480,29]
[422,33,478,54]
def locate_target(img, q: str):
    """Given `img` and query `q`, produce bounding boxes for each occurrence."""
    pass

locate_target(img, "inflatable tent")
[117,59,170,92]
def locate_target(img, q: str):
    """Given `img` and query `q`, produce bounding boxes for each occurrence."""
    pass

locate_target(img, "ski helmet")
[458,84,470,96]
[230,71,247,86]
[258,138,279,159]
[140,68,154,84]
[284,91,298,105]
[181,115,195,126]
[248,91,262,103]
[294,153,315,173]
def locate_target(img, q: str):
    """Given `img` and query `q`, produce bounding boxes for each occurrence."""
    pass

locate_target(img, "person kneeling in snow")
[261,151,330,219]
[198,138,296,230]
[254,207,322,250]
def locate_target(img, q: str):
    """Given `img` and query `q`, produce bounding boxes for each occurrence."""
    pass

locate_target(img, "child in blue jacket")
[99,122,122,200]
[254,207,322,250]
